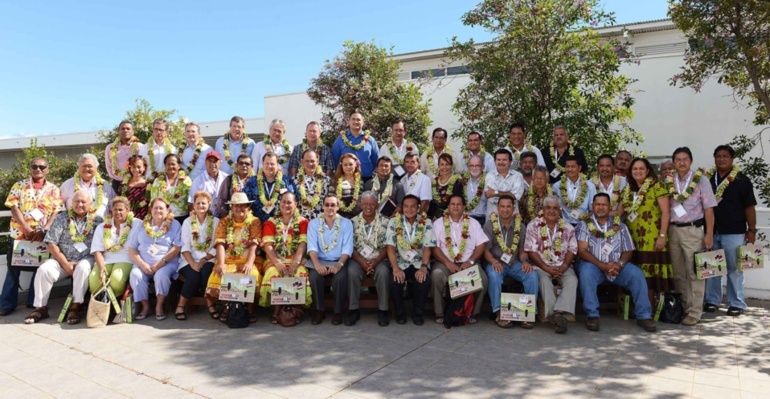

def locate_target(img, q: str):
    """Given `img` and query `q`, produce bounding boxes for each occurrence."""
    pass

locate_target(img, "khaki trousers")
[668,225,706,320]
[431,262,488,316]
[534,267,578,318]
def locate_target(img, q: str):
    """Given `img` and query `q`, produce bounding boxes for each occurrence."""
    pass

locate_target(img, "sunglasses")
[237,162,252,166]
[30,165,48,171]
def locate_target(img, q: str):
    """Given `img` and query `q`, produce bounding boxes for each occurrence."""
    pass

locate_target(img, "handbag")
[659,291,684,324]
[87,281,112,328]
[277,305,306,327]
[225,302,250,329]
[113,286,133,324]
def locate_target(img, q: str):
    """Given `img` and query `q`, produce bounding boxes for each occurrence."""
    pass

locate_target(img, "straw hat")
[226,192,254,205]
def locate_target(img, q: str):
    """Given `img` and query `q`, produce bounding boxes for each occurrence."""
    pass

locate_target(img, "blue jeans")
[1,238,36,310]
[485,261,539,313]
[705,233,746,309]
[577,260,652,319]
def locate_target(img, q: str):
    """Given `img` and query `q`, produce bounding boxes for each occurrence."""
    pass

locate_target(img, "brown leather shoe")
[586,317,600,331]
[636,319,657,332]
[331,313,343,325]
[311,310,326,325]
[681,315,699,326]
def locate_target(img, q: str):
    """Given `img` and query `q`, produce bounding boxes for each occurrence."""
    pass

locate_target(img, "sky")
[0,0,669,137]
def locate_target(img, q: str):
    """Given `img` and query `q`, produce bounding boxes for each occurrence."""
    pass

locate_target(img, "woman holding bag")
[88,197,134,298]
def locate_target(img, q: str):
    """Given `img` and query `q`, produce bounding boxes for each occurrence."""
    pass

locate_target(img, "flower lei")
[297,165,325,208]
[432,174,461,206]
[560,173,590,209]
[527,185,554,218]
[355,213,384,251]
[270,210,302,257]
[509,141,536,161]
[225,213,256,257]
[190,212,215,252]
[405,170,422,193]
[586,215,621,239]
[231,169,255,194]
[549,142,576,172]
[463,172,486,212]
[395,212,428,251]
[264,136,292,164]
[490,212,522,254]
[301,139,322,157]
[223,132,252,168]
[110,136,141,178]
[68,208,96,243]
[426,146,451,176]
[371,174,394,203]
[592,174,622,207]
[178,138,204,174]
[336,174,361,213]
[146,137,175,175]
[387,140,414,164]
[143,213,174,239]
[539,217,565,262]
[705,165,739,200]
[666,169,703,202]
[74,171,105,214]
[318,215,342,253]
[444,213,470,262]
[340,130,371,150]
[154,171,191,212]
[257,169,284,207]
[102,213,134,252]
[620,177,653,215]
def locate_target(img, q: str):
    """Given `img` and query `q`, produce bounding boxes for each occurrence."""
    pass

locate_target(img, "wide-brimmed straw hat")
[226,192,254,205]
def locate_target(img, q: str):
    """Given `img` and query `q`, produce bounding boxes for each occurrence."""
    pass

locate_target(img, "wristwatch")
[494,190,499,196]
[469,260,476,266]
[421,263,431,272]
[748,228,758,233]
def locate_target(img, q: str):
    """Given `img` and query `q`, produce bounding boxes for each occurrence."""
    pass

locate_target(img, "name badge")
[601,243,613,256]
[263,205,275,215]
[501,253,513,264]
[673,204,686,218]
[404,250,418,262]
[147,244,161,257]
[30,208,44,221]
[627,212,638,223]
[550,169,561,178]
[360,245,374,258]
[74,242,88,253]
[569,208,582,220]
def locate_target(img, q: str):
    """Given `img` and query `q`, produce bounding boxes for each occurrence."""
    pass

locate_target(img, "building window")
[411,68,446,79]
[446,66,470,76]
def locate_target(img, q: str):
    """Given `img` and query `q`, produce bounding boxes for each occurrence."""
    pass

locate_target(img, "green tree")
[446,0,642,164]
[668,0,770,204]
[307,40,432,150]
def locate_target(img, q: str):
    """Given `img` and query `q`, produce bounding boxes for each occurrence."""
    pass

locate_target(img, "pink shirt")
[669,170,718,223]
[433,215,488,262]
[104,140,146,181]
[523,217,578,268]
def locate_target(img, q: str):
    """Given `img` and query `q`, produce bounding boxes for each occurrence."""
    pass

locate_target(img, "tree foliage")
[669,0,770,205]
[446,0,642,164]
[98,98,186,147]
[307,40,432,149]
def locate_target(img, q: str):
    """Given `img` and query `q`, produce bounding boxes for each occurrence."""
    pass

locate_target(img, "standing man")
[593,154,625,213]
[462,132,494,174]
[288,121,334,177]
[178,121,213,181]
[346,192,391,326]
[704,145,756,317]
[542,125,589,183]
[253,118,293,174]
[505,122,545,169]
[139,118,177,179]
[306,195,354,325]
[379,120,419,178]
[421,127,463,179]
[485,149,526,217]
[104,119,144,192]
[332,112,379,181]
[402,152,432,213]
[215,116,255,175]
[615,150,632,177]
[553,156,596,226]
[667,147,717,326]
[189,152,229,214]
[431,195,489,324]
[0,158,62,316]
[519,152,537,187]
[464,155,488,226]
[363,157,405,216]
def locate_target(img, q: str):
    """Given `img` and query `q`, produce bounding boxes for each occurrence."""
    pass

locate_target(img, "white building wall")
[264,92,323,145]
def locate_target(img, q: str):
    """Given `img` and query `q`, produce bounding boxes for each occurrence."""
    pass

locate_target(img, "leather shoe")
[636,319,657,332]
[311,310,326,325]
[412,313,424,326]
[586,317,600,332]
[681,315,699,326]
[0,308,13,316]
[344,309,360,326]
[726,307,744,317]
[377,310,390,326]
[553,313,568,334]
[396,313,407,324]
[703,303,718,313]
[331,313,343,325]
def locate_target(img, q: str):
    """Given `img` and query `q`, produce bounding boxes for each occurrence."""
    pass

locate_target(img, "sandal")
[521,321,534,329]
[219,307,228,324]
[270,316,279,325]
[175,306,187,321]
[24,308,49,324]
[66,309,81,325]
[434,315,444,324]
[249,313,257,324]
[467,317,478,325]
[156,313,167,321]
[207,306,219,320]
[496,318,514,329]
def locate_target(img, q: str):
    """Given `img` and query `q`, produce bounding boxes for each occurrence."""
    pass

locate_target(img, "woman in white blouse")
[176,191,219,320]
[89,197,134,297]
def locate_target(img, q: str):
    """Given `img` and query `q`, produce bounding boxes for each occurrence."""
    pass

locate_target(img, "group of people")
[0,112,756,333]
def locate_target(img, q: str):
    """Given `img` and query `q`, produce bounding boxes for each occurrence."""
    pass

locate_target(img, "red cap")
[206,151,222,161]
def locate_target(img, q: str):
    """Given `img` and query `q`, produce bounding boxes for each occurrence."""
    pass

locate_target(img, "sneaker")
[726,307,744,317]
[636,319,657,332]
[553,313,568,334]
[681,315,699,326]
[586,317,600,332]
[703,303,718,313]
[344,309,360,326]
[377,310,390,326]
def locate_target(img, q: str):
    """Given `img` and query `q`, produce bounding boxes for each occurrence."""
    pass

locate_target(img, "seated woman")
[333,153,363,219]
[259,192,312,324]
[176,191,219,320]
[207,192,262,324]
[89,196,134,299]
[119,154,149,220]
[150,154,192,225]
[430,153,464,219]
[128,197,183,321]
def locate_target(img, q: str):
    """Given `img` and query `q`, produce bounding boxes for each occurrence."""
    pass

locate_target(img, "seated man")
[483,195,539,329]
[431,194,489,324]
[576,193,656,332]
[385,195,436,325]
[524,195,578,334]
[306,195,354,325]
[346,191,391,326]
[24,190,101,325]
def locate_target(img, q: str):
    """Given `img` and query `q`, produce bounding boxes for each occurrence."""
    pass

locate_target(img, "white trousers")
[33,258,92,307]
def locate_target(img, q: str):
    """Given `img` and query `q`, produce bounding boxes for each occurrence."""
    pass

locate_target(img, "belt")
[673,218,704,228]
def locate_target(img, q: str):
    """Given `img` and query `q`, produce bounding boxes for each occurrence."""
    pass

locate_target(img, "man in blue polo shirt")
[332,112,379,181]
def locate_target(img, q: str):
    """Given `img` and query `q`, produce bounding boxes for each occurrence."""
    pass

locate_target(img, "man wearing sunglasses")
[214,154,254,218]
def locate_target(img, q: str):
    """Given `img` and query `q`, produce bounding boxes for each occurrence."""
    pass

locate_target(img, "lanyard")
[25,179,48,206]
[282,217,292,244]
[592,215,607,234]
[675,171,693,195]
[264,180,276,198]
[404,217,416,242]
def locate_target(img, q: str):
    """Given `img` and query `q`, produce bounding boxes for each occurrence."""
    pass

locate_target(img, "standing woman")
[334,153,363,219]
[620,158,673,300]
[119,155,150,220]
[128,197,183,321]
[89,197,135,299]
[430,153,464,219]
[259,192,312,323]
[150,154,192,225]
[177,191,219,320]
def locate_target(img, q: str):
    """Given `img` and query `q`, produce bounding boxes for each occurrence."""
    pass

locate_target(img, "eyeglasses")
[468,165,483,168]
[323,203,338,208]
[30,165,47,171]
[237,162,252,166]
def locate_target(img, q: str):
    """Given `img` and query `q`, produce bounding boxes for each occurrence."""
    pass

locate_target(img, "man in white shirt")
[461,132,494,174]
[484,149,526,217]
[401,152,432,213]
[139,118,177,178]
[505,122,545,170]
[464,155,488,226]
[189,152,229,213]
[593,154,626,213]
[214,116,255,175]
[378,120,418,179]
[178,122,213,181]
[553,156,596,226]
[420,128,464,179]
[252,118,292,174]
